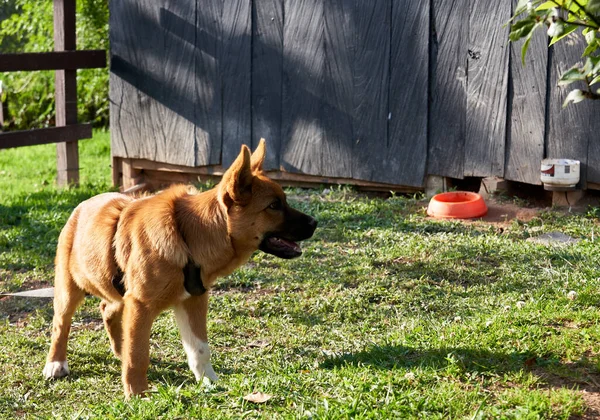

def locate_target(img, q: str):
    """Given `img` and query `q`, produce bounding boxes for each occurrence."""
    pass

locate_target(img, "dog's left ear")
[250,138,266,173]
[220,145,253,206]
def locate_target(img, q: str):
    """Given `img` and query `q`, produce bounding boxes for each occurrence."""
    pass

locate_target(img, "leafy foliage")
[509,0,600,106]
[0,0,108,129]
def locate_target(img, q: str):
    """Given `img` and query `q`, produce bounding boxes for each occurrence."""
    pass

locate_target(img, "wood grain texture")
[54,0,78,186]
[321,0,354,178]
[0,51,106,72]
[505,1,547,185]
[281,0,324,174]
[155,0,197,167]
[428,0,468,179]
[195,0,222,166]
[252,0,283,170]
[0,125,92,149]
[583,100,600,185]
[351,0,390,181]
[464,0,510,177]
[110,0,208,167]
[221,0,252,167]
[110,0,167,162]
[386,0,429,187]
[547,32,598,187]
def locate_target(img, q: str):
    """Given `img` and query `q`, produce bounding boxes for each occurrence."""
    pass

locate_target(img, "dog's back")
[59,192,133,301]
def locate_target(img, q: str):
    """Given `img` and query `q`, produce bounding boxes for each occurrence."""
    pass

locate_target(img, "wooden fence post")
[0,81,5,132]
[54,0,79,186]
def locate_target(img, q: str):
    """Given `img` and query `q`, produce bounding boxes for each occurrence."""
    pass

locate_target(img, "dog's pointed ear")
[220,145,253,206]
[250,138,266,173]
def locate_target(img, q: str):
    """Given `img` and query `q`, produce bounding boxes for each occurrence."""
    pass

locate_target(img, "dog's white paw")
[202,362,219,383]
[43,361,69,379]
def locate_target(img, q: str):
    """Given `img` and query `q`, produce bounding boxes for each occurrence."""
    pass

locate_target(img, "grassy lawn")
[1,132,600,418]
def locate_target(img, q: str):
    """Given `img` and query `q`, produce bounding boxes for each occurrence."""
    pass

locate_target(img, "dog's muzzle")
[259,209,317,259]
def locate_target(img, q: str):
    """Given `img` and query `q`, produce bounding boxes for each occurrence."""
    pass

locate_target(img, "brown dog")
[43,139,317,397]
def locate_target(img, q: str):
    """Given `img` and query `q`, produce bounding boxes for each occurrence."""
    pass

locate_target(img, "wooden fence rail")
[0,0,106,186]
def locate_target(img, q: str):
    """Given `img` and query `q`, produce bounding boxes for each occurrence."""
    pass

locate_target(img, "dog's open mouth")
[259,236,302,259]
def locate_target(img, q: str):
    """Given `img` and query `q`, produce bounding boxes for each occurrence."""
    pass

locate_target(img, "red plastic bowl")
[427,191,488,219]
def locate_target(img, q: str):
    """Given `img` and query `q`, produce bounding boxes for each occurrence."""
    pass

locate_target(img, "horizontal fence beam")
[0,124,92,149]
[0,50,106,72]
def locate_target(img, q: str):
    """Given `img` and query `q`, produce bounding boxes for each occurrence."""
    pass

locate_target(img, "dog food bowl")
[427,191,488,219]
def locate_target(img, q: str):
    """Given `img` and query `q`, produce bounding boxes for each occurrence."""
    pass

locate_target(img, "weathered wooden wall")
[110,0,600,189]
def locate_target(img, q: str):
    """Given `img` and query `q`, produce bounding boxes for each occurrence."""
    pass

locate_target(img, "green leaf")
[587,0,600,14]
[582,41,599,56]
[590,74,600,84]
[510,17,537,42]
[537,1,562,11]
[591,55,600,73]
[558,67,587,85]
[549,23,579,45]
[520,23,543,65]
[563,89,587,106]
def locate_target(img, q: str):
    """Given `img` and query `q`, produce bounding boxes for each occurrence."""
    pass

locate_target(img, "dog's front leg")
[174,293,218,384]
[121,296,157,397]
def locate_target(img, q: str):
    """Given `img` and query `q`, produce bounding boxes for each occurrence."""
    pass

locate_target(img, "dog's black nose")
[308,217,318,230]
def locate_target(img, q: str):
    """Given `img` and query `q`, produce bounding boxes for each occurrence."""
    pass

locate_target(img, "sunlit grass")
[1,135,599,418]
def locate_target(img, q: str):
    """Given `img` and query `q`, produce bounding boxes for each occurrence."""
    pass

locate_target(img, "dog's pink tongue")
[270,237,301,252]
[280,238,300,252]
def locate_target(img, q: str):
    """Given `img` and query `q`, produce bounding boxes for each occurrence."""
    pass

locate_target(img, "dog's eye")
[268,200,282,211]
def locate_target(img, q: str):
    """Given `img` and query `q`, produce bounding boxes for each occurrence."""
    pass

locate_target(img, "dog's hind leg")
[174,293,218,384]
[43,267,85,379]
[100,300,124,359]
[121,296,158,397]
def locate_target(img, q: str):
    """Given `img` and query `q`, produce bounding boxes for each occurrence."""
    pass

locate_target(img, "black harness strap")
[183,259,207,296]
[111,198,207,297]
[111,259,206,297]
[112,268,126,297]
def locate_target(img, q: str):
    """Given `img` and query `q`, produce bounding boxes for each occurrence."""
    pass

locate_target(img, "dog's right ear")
[250,138,266,173]
[219,145,253,207]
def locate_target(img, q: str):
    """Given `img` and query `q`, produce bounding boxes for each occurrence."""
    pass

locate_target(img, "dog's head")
[218,139,317,259]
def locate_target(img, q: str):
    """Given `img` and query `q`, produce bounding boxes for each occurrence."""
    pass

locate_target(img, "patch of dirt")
[480,202,542,225]
[531,365,600,419]
[423,197,548,228]
[580,391,600,419]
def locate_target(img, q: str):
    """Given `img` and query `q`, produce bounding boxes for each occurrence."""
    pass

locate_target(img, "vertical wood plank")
[505,0,547,185]
[351,0,390,181]
[221,0,252,167]
[320,0,354,178]
[281,0,324,175]
[160,0,198,167]
[386,0,429,187]
[109,0,137,161]
[0,96,5,132]
[195,0,222,166]
[110,0,169,163]
[583,101,600,184]
[111,0,205,167]
[464,0,510,177]
[547,32,599,187]
[252,0,283,170]
[428,0,468,179]
[54,0,78,186]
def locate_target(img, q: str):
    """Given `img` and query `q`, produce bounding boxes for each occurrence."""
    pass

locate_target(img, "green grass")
[1,133,600,418]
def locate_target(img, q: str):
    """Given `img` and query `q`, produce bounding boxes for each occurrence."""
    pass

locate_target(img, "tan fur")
[44,140,316,397]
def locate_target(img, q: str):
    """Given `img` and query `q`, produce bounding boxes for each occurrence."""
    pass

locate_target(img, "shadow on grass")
[320,344,600,394]
[0,188,105,272]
